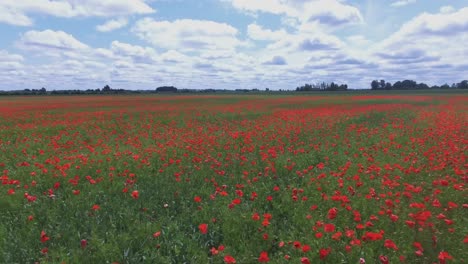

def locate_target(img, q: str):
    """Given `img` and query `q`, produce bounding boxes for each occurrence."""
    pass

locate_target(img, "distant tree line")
[1,80,467,96]
[371,79,468,90]
[156,86,178,92]
[296,82,348,91]
[0,85,270,96]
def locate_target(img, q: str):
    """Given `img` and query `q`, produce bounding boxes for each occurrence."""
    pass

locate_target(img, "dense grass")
[0,94,467,263]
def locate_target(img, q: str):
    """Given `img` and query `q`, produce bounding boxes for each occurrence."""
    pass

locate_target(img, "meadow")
[0,93,466,264]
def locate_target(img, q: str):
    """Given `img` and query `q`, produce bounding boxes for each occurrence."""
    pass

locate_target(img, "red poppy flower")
[384,239,398,250]
[198,223,208,234]
[319,248,331,259]
[324,223,335,233]
[224,255,236,264]
[328,207,338,220]
[438,251,453,264]
[40,230,49,243]
[258,251,269,262]
[379,255,389,264]
[81,239,87,248]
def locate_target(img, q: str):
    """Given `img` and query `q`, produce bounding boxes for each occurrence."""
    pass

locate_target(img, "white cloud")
[247,23,287,41]
[0,0,154,26]
[132,18,244,52]
[373,7,468,83]
[0,50,24,62]
[160,50,191,63]
[263,55,287,65]
[17,30,89,51]
[0,5,33,26]
[0,50,24,73]
[224,0,363,26]
[391,0,417,7]
[346,35,372,47]
[440,5,455,14]
[110,41,157,64]
[381,7,468,45]
[96,18,128,32]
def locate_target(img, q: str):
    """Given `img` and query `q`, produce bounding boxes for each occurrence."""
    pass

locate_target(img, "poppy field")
[0,94,467,264]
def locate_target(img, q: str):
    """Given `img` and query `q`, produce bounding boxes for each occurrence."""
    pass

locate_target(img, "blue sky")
[1,0,467,90]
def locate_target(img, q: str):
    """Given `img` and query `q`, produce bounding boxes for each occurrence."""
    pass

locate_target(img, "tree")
[457,80,468,89]
[401,80,417,90]
[393,81,402,90]
[385,82,392,90]
[102,85,111,92]
[156,86,178,92]
[371,80,379,90]
[417,83,429,90]
[380,80,386,89]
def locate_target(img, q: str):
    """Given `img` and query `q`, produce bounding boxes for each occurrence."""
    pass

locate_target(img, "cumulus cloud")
[247,23,287,41]
[266,31,344,54]
[160,50,191,63]
[374,7,468,83]
[380,7,468,47]
[0,0,154,26]
[391,0,417,7]
[0,5,33,26]
[223,0,363,27]
[110,41,157,64]
[263,56,287,65]
[17,30,89,51]
[0,50,24,73]
[132,18,244,52]
[96,18,128,32]
[376,49,440,64]
[440,5,455,14]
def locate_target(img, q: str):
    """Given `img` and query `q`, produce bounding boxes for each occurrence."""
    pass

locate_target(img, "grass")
[0,93,466,263]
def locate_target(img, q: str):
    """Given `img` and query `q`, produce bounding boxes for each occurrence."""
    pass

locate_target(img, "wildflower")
[328,207,338,219]
[319,247,331,259]
[324,223,335,233]
[384,239,398,250]
[258,251,269,262]
[40,231,49,243]
[198,223,208,234]
[438,251,453,264]
[379,255,389,264]
[224,255,236,264]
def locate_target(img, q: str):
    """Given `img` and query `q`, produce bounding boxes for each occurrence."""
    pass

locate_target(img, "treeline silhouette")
[0,85,267,96]
[0,80,467,96]
[371,80,468,90]
[296,82,348,91]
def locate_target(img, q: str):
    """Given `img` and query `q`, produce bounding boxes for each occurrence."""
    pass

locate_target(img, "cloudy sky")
[1,0,467,90]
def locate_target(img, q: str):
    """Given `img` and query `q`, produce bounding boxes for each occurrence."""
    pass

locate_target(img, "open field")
[0,94,467,263]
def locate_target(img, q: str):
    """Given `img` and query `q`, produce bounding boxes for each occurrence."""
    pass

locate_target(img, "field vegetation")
[0,94,466,263]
